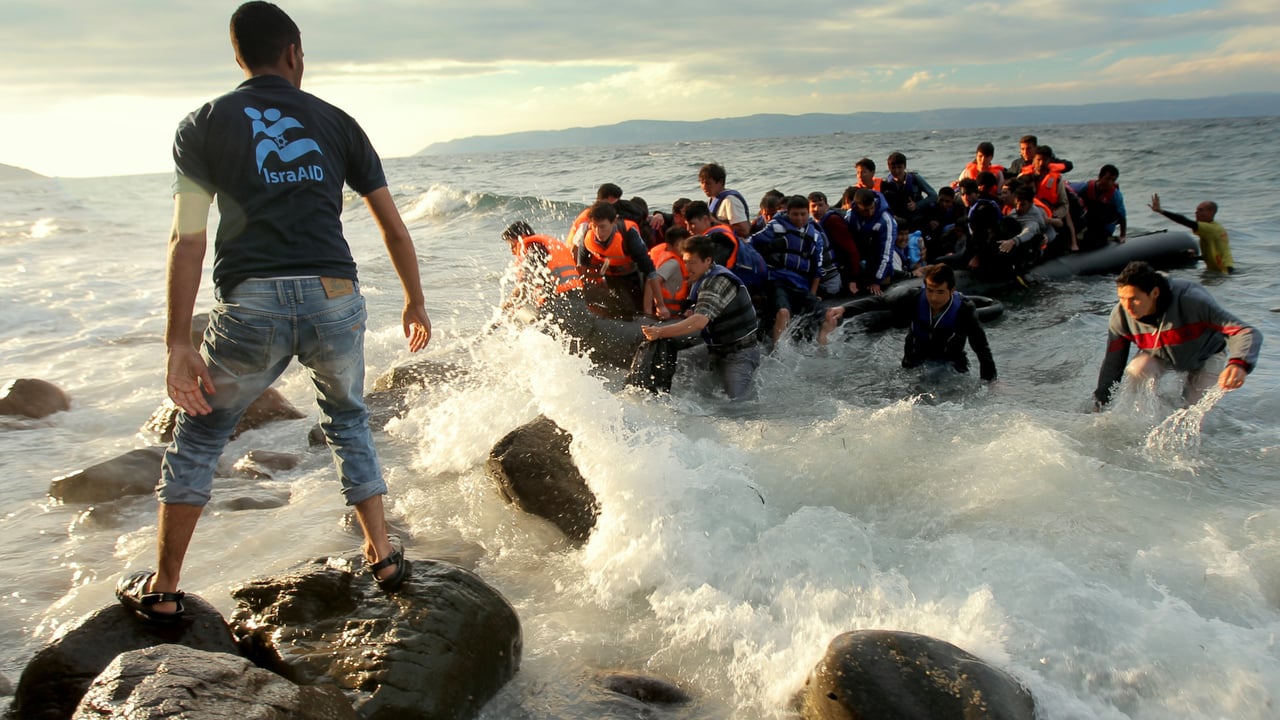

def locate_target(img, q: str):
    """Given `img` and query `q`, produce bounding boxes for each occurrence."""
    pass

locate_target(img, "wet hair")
[230,1,300,70]
[672,197,693,216]
[683,200,711,223]
[1019,134,1038,146]
[501,221,534,241]
[1116,261,1170,296]
[924,263,956,289]
[786,195,808,212]
[937,186,956,199]
[1098,164,1119,179]
[886,151,906,166]
[855,157,876,173]
[684,234,715,261]
[596,183,623,201]
[587,201,618,222]
[976,141,995,157]
[807,191,828,204]
[698,163,726,184]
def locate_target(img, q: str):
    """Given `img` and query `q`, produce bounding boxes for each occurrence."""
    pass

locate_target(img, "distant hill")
[0,162,44,182]
[417,93,1280,156]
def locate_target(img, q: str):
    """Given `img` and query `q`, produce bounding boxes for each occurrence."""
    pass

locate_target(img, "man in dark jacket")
[818,264,996,381]
[1093,261,1260,409]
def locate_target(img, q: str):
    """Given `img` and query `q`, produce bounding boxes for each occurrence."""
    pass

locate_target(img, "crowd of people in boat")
[500,134,1246,402]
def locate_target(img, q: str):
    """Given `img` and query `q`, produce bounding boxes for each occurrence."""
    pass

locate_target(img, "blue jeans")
[158,277,385,506]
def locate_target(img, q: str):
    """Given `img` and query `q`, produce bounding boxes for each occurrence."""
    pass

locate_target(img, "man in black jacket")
[818,264,997,381]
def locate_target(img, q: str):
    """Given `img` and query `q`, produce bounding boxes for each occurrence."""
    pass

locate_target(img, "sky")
[2,0,1277,178]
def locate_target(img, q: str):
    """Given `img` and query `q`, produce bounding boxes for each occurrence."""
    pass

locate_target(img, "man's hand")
[999,239,1017,253]
[403,304,432,352]
[641,325,664,341]
[167,345,214,415]
[968,256,980,270]
[1148,193,1162,214]
[1116,234,1127,244]
[870,283,884,296]
[1219,363,1247,391]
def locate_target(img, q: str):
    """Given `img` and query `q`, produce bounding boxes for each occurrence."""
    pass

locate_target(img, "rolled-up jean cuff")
[343,481,388,506]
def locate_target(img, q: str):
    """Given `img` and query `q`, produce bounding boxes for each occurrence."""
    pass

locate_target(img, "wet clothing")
[833,287,997,381]
[881,171,938,224]
[1094,277,1261,404]
[174,74,386,296]
[818,209,860,290]
[1152,208,1234,272]
[1070,180,1126,250]
[510,234,583,308]
[846,194,898,287]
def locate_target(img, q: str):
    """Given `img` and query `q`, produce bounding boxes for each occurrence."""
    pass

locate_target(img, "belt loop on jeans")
[275,280,287,306]
[295,278,305,304]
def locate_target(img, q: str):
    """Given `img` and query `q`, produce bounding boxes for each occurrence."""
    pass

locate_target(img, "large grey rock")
[71,644,356,720]
[371,359,466,393]
[230,555,521,720]
[486,415,599,544]
[141,387,305,444]
[48,447,165,504]
[796,630,1036,720]
[0,378,71,418]
[9,594,238,720]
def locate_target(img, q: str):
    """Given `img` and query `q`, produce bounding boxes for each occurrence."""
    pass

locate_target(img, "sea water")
[2,116,1280,718]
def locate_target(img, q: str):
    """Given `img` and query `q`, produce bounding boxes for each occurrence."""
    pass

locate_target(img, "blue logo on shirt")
[245,107,323,184]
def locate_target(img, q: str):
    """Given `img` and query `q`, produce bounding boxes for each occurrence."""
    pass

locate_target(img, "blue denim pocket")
[205,306,276,377]
[308,296,366,375]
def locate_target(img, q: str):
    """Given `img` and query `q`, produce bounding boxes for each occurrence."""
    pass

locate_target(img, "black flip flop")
[368,536,409,592]
[115,570,185,623]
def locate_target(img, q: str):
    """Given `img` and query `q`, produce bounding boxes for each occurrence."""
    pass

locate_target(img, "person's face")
[853,201,876,219]
[591,218,616,240]
[687,214,712,234]
[699,176,720,196]
[937,193,954,210]
[1195,202,1215,222]
[809,198,829,217]
[896,230,909,248]
[888,159,906,179]
[1033,154,1049,174]
[787,206,810,228]
[856,165,875,186]
[1019,141,1035,162]
[961,189,978,207]
[998,186,1013,206]
[1015,197,1032,214]
[673,213,689,229]
[1096,174,1117,193]
[975,151,991,167]
[924,278,953,313]
[682,251,713,281]
[1117,284,1159,319]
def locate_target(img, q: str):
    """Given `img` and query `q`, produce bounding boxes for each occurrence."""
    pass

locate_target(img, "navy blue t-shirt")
[173,74,387,294]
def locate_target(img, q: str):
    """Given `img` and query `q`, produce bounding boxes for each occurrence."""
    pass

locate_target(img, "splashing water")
[1143,386,1226,462]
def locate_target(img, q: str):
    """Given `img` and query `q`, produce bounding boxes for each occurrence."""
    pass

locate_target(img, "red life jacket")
[705,224,740,269]
[961,161,1006,181]
[583,219,642,276]
[1035,172,1064,209]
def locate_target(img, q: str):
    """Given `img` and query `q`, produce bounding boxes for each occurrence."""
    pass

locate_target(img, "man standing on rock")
[116,1,431,622]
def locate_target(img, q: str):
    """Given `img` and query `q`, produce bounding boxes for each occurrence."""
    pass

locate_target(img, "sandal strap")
[140,590,185,606]
[369,551,402,574]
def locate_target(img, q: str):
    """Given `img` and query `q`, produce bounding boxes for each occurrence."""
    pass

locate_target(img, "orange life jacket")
[705,224,740,269]
[517,234,583,301]
[961,161,1005,181]
[856,177,883,192]
[648,243,690,313]
[1035,172,1064,209]
[582,219,642,276]
[567,207,592,244]
[1019,161,1066,176]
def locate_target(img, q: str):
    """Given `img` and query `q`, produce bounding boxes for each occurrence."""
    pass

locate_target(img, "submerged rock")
[372,358,467,393]
[72,644,356,720]
[48,447,165,504]
[0,378,71,419]
[486,415,599,544]
[596,671,692,705]
[230,554,521,720]
[141,388,305,444]
[9,594,238,720]
[797,630,1036,720]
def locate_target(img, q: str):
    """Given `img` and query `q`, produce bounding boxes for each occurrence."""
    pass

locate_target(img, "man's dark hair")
[1014,184,1036,203]
[672,197,693,216]
[684,234,715,261]
[786,195,808,212]
[1115,261,1168,295]
[839,186,858,207]
[937,186,956,199]
[976,141,995,156]
[1035,145,1055,160]
[853,189,877,208]
[855,157,876,173]
[231,2,300,70]
[924,263,956,289]
[1099,164,1119,179]
[760,193,783,215]
[807,191,828,204]
[682,200,711,223]
[957,179,979,195]
[587,201,618,222]
[596,183,623,201]
[698,163,726,184]
[665,226,691,246]
[501,221,534,241]
[887,151,906,166]
[1019,134,1038,146]
[976,171,998,190]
